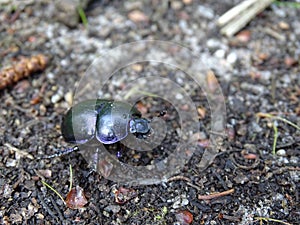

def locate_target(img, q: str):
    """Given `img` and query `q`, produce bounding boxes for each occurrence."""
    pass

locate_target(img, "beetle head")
[129,118,150,134]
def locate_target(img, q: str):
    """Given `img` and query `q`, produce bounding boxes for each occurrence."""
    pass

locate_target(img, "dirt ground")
[0,0,299,224]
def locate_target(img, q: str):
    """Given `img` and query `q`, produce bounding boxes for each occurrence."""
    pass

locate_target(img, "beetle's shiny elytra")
[61,99,150,145]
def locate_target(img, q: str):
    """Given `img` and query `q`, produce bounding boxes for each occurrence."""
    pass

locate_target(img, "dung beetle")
[44,99,151,158]
[61,99,151,145]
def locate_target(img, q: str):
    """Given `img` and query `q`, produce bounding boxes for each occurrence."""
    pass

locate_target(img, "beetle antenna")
[40,146,80,159]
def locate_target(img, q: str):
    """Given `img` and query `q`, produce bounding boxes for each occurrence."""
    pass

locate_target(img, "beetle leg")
[41,146,80,159]
[116,142,124,158]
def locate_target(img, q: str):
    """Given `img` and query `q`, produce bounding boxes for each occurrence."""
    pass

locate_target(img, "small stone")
[276,149,286,157]
[214,49,226,58]
[258,52,269,61]
[236,30,251,43]
[240,83,264,95]
[39,104,47,116]
[175,93,183,100]
[64,91,73,106]
[104,205,121,214]
[10,214,22,223]
[124,1,143,11]
[234,174,249,184]
[183,0,192,4]
[278,21,289,30]
[290,156,298,164]
[98,27,112,38]
[250,122,263,133]
[131,64,143,72]
[244,144,256,152]
[272,193,284,201]
[284,57,297,67]
[172,195,189,209]
[197,5,214,19]
[181,198,189,206]
[206,39,222,49]
[237,125,247,136]
[37,169,52,178]
[51,88,64,104]
[226,52,238,64]
[128,10,149,23]
[103,210,110,217]
[171,1,183,10]
[36,213,44,219]
[46,71,55,80]
[5,158,17,167]
[2,184,13,198]
[289,171,299,182]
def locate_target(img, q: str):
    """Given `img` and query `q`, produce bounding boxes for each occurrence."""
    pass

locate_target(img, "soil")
[0,0,299,224]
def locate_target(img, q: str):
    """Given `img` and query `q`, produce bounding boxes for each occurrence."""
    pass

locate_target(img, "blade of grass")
[77,6,88,28]
[41,180,65,204]
[69,164,73,192]
[273,116,300,130]
[272,122,278,155]
[273,1,300,8]
[256,112,300,130]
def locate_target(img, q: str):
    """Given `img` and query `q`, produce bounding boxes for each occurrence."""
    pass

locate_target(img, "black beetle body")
[61,99,150,145]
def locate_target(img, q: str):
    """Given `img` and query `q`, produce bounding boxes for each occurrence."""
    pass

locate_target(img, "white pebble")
[214,49,226,58]
[175,93,183,100]
[226,52,238,64]
[276,149,286,157]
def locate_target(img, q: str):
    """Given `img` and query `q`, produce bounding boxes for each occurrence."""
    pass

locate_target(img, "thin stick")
[272,123,278,155]
[254,216,292,225]
[218,0,257,26]
[167,175,191,183]
[198,188,234,200]
[220,0,274,37]
[4,143,34,160]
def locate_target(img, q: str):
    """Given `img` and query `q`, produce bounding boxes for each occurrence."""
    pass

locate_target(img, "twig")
[218,0,257,26]
[167,175,191,183]
[219,213,241,222]
[4,143,34,160]
[198,188,234,200]
[262,27,286,41]
[218,0,274,37]
[230,153,260,169]
[254,216,292,225]
[186,182,202,191]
